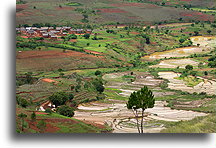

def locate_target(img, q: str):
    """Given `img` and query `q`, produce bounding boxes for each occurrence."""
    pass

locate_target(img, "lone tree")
[207,30,211,34]
[95,70,102,76]
[37,119,46,133]
[127,86,155,133]
[31,112,36,122]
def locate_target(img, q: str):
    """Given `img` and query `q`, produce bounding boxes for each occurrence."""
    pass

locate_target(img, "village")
[16,26,93,39]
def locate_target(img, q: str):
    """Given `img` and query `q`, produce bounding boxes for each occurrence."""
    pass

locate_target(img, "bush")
[68,94,74,101]
[31,112,36,121]
[159,81,168,89]
[92,79,104,93]
[185,65,193,70]
[16,96,29,108]
[57,105,75,117]
[45,108,52,114]
[83,33,90,39]
[95,70,102,76]
[48,92,69,107]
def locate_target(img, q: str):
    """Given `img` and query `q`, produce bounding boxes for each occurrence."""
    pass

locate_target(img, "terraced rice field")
[158,72,216,95]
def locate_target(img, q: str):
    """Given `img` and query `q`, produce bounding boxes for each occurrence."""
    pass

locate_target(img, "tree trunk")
[133,109,140,133]
[21,119,24,131]
[140,109,145,133]
[135,110,140,133]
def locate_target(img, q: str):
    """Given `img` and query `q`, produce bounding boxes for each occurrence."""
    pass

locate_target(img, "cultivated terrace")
[16,0,216,133]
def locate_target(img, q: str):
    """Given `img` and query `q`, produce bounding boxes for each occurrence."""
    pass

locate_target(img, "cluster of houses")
[16,26,92,39]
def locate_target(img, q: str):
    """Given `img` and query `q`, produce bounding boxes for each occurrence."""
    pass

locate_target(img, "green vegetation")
[16,0,216,133]
[127,86,155,133]
[175,76,203,87]
[48,92,70,107]
[161,114,216,133]
[65,2,82,6]
[57,105,75,117]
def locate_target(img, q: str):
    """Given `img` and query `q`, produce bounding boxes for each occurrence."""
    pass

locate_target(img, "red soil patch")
[16,50,101,59]
[16,91,32,95]
[81,120,106,129]
[130,32,140,35]
[180,12,214,21]
[56,6,75,10]
[45,118,79,124]
[97,8,128,13]
[21,36,28,38]
[195,68,216,71]
[69,39,77,42]
[41,78,57,83]
[182,14,193,17]
[16,4,28,9]
[84,50,103,55]
[27,120,60,133]
[16,11,35,17]
[128,16,139,19]
[35,112,48,115]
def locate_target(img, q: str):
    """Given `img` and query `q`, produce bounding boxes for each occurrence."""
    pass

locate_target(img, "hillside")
[16,0,215,25]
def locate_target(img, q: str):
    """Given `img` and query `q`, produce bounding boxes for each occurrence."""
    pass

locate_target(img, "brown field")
[16,49,113,72]
[16,50,101,59]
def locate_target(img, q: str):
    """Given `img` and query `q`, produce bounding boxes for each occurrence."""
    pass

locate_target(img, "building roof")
[40,27,49,30]
[27,30,35,34]
[42,33,49,36]
[56,27,62,30]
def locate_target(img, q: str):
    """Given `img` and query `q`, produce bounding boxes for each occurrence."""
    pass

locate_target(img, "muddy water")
[74,100,207,133]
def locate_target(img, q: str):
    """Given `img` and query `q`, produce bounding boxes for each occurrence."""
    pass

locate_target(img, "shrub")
[185,65,193,70]
[16,96,29,108]
[45,108,52,114]
[68,94,74,101]
[48,92,69,107]
[83,33,90,39]
[95,70,102,76]
[57,105,75,117]
[92,78,104,93]
[31,112,36,121]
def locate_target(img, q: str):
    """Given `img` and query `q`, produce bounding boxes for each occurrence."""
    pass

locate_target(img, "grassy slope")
[16,107,109,133]
[161,114,216,133]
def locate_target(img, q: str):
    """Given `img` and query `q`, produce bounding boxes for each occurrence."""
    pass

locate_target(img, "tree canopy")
[127,86,155,133]
[57,105,75,117]
[48,92,69,107]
